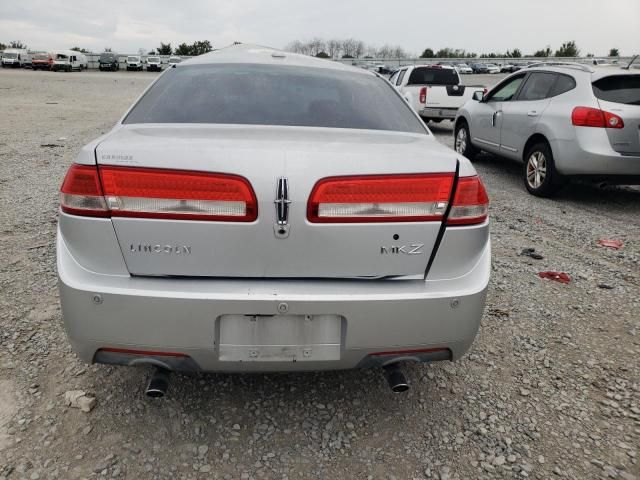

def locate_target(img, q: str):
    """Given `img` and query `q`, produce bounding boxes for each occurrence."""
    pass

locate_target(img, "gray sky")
[2,0,638,56]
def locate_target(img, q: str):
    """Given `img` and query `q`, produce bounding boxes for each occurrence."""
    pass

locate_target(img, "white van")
[126,55,144,71]
[51,50,88,72]
[1,48,31,68]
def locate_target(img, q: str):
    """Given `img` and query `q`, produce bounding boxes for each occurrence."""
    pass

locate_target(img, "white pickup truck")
[389,65,485,123]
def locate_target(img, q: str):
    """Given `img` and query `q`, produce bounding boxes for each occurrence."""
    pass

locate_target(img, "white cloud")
[1,0,638,56]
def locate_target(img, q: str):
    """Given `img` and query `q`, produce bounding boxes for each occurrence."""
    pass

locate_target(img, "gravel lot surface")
[0,69,639,480]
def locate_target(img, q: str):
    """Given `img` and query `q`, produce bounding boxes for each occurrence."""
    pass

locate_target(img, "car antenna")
[623,54,638,70]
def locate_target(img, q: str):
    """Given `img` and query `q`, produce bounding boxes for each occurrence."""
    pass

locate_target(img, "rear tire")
[454,121,478,160]
[523,142,563,197]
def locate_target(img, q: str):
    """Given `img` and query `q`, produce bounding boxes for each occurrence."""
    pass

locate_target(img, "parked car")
[389,64,486,123]
[485,64,500,74]
[454,65,640,196]
[126,55,144,71]
[500,63,522,73]
[99,52,119,71]
[167,56,182,66]
[57,44,490,395]
[456,63,473,74]
[1,48,30,68]
[32,52,54,71]
[470,63,489,74]
[146,56,162,72]
[51,50,88,72]
[591,58,614,67]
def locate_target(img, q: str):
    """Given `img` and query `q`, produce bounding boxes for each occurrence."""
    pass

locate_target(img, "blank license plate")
[218,314,341,362]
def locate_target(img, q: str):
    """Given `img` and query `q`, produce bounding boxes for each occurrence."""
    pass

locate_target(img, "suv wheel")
[454,121,478,159]
[523,142,563,197]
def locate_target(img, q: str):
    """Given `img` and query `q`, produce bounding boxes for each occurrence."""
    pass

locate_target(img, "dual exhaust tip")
[145,364,409,398]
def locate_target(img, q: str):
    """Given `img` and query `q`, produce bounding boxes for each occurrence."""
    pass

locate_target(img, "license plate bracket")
[218,314,341,362]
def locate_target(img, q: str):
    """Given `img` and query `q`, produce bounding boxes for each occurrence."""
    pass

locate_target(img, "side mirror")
[472,91,484,101]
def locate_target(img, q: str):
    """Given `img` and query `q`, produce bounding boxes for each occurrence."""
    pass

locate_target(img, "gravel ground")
[0,69,638,480]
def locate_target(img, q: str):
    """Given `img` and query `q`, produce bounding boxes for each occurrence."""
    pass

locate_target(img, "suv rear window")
[408,67,458,86]
[592,75,640,105]
[124,64,427,134]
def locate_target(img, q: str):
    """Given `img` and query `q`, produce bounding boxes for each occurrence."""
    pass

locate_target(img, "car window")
[388,71,399,84]
[396,69,407,86]
[518,73,557,101]
[592,75,640,105]
[407,67,458,86]
[550,74,576,97]
[488,75,525,102]
[123,63,428,134]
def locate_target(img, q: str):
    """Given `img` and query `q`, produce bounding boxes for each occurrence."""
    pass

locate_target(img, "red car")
[32,53,53,71]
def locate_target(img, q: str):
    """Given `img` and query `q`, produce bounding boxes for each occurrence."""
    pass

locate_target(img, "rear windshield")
[593,75,640,105]
[408,67,458,86]
[123,64,427,134]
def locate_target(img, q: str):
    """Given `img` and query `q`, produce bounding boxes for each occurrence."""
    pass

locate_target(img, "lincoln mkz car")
[57,44,490,396]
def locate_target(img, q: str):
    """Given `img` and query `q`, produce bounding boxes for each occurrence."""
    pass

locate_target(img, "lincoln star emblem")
[274,177,291,238]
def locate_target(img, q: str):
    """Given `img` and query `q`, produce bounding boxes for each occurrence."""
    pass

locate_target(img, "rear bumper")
[57,229,490,373]
[419,107,458,120]
[552,130,640,176]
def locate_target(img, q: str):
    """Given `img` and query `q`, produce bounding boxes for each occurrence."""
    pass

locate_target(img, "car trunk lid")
[593,74,640,155]
[95,125,458,278]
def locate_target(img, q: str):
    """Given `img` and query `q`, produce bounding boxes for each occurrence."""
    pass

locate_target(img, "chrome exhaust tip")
[146,367,170,398]
[384,364,409,393]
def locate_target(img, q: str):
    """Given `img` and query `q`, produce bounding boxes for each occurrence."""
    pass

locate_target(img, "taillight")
[60,164,109,217]
[307,173,454,223]
[419,87,427,104]
[447,176,489,226]
[60,164,257,221]
[571,107,624,129]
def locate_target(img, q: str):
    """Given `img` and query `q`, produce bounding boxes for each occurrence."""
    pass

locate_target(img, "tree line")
[285,38,409,59]
[0,38,623,60]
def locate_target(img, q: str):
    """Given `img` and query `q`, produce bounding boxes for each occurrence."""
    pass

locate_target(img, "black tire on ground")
[454,120,478,160]
[523,141,564,197]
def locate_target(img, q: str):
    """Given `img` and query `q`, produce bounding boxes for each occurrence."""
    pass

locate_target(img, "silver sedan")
[57,44,490,395]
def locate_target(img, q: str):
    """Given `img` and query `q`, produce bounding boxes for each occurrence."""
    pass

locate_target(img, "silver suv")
[454,65,640,196]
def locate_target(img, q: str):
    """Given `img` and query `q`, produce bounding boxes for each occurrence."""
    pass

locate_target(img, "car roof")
[182,43,374,76]
[521,64,639,80]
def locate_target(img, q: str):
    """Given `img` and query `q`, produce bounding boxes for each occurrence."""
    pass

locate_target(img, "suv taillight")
[419,87,427,104]
[307,173,454,223]
[60,164,258,221]
[447,176,489,226]
[571,106,624,129]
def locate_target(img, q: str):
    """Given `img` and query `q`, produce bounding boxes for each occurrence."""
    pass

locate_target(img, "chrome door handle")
[527,110,538,117]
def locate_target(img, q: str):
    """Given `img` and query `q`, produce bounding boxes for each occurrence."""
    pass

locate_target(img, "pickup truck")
[389,65,485,123]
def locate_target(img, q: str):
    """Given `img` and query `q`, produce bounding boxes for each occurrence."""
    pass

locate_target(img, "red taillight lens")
[447,176,489,226]
[419,87,427,104]
[60,165,257,221]
[60,164,109,217]
[571,107,624,129]
[99,166,257,221]
[307,173,454,223]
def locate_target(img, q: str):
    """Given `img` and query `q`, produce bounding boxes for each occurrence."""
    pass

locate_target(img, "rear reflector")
[307,173,454,223]
[60,165,257,222]
[60,164,109,217]
[447,176,489,225]
[571,106,624,129]
[419,87,427,104]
